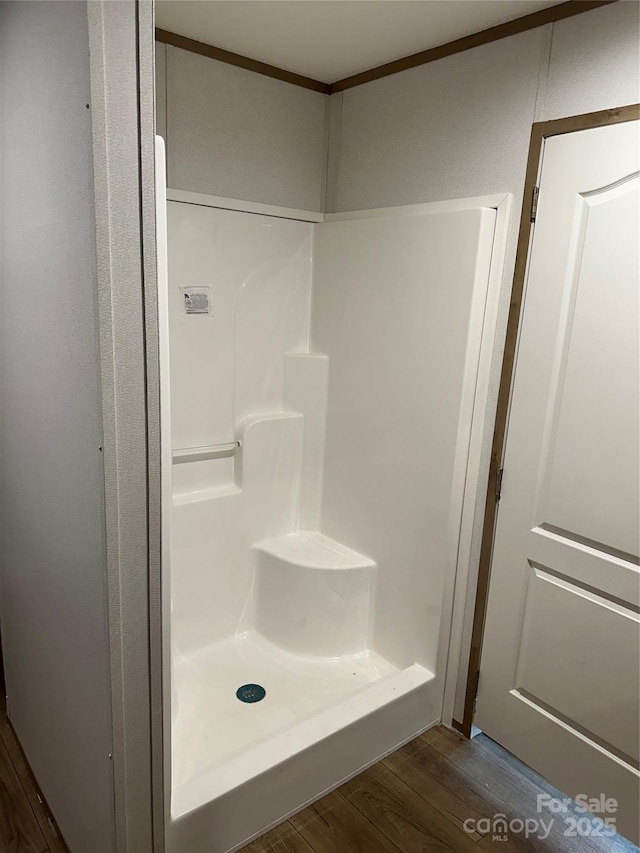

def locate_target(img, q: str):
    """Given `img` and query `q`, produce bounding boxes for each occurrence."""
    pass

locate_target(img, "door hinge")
[530,185,540,223]
[495,467,504,503]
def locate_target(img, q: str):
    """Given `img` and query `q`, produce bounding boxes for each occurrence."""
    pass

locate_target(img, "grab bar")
[172,440,241,464]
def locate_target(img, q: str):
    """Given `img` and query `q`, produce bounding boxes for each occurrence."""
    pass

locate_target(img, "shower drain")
[236,683,266,704]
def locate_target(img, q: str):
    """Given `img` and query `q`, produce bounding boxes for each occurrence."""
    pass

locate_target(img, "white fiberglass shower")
[157,138,508,853]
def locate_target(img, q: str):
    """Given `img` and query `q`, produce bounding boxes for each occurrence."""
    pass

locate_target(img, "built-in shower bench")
[253,531,376,658]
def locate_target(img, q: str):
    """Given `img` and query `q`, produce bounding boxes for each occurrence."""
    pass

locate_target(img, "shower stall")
[156,139,508,852]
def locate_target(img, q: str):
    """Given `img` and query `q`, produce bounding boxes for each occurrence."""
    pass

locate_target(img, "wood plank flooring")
[242,726,639,853]
[0,672,69,853]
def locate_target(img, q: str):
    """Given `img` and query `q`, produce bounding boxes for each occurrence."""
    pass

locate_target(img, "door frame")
[88,1,165,849]
[461,102,640,737]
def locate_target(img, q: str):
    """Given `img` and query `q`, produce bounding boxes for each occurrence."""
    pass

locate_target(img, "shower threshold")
[169,631,435,852]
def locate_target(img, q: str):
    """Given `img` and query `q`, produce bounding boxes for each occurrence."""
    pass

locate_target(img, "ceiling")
[155,0,563,84]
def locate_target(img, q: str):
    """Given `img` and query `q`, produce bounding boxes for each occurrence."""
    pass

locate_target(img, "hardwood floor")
[0,677,69,853]
[242,726,639,853]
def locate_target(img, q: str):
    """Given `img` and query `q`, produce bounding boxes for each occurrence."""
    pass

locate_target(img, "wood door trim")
[460,102,640,737]
[156,2,616,96]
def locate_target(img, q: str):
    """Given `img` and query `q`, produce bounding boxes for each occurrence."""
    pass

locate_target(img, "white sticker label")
[180,287,210,315]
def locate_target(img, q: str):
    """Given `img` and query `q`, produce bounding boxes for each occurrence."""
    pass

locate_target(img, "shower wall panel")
[312,207,497,672]
[167,201,314,653]
[167,203,312,453]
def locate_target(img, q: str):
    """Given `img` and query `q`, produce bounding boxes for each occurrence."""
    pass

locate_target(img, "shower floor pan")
[169,631,435,853]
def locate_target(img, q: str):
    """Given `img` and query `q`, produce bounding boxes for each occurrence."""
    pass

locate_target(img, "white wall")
[324,0,639,720]
[542,2,640,120]
[0,2,115,850]
[156,43,328,211]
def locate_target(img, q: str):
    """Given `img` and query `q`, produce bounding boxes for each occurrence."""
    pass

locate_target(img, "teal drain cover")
[236,683,266,703]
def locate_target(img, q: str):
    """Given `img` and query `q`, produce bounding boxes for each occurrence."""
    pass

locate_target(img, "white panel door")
[476,119,640,844]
